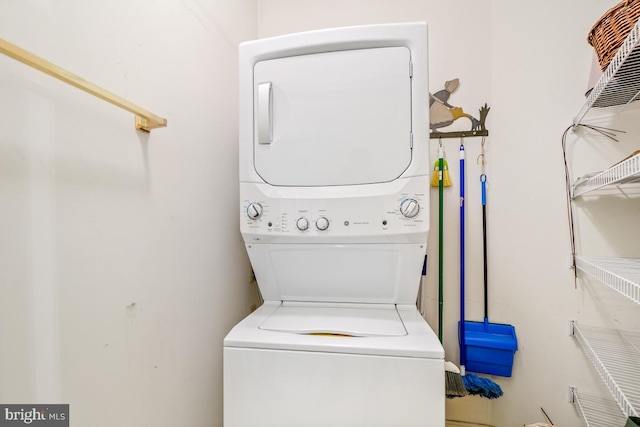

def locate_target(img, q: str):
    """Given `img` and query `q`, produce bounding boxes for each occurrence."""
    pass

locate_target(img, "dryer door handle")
[257,82,273,144]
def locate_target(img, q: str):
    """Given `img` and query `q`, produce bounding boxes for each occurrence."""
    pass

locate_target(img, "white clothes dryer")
[224,22,444,427]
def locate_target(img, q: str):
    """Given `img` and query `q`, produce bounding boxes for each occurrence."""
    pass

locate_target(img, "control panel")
[240,177,429,242]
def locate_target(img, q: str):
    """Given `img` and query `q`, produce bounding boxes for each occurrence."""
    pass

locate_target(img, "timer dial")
[246,202,263,220]
[400,198,420,218]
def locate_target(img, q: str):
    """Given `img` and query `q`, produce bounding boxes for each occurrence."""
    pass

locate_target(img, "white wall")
[0,1,258,426]
[259,1,632,426]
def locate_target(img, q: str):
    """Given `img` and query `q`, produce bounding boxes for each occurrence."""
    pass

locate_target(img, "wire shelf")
[571,153,640,197]
[572,322,640,418]
[572,388,628,427]
[575,17,640,124]
[576,256,640,305]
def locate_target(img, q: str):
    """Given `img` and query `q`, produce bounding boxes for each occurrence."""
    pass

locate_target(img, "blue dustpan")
[462,318,518,377]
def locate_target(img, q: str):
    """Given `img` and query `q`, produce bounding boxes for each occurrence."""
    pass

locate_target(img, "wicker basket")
[588,0,640,71]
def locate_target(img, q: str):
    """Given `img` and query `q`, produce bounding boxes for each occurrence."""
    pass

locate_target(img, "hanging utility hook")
[477,136,487,175]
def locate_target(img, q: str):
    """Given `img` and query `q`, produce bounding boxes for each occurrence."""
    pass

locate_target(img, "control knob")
[316,217,329,231]
[400,198,420,218]
[296,217,309,231]
[246,202,263,220]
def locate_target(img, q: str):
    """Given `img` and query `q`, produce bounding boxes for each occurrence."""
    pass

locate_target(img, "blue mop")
[462,372,503,399]
[458,140,503,400]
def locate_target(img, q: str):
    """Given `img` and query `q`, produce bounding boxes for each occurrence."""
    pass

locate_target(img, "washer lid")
[225,301,444,359]
[259,303,406,337]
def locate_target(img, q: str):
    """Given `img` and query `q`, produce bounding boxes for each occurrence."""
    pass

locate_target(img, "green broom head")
[431,159,453,187]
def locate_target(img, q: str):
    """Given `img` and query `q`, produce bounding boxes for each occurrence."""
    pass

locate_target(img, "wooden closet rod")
[0,37,167,132]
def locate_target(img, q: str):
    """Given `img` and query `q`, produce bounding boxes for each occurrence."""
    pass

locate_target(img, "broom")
[433,142,466,398]
[431,158,452,187]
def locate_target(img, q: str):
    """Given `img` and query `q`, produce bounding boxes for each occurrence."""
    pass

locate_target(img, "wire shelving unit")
[569,13,640,427]
[575,256,640,305]
[571,153,640,197]
[571,388,628,427]
[571,322,640,418]
[574,17,640,124]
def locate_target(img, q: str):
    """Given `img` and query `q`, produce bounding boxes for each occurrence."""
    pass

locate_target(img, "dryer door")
[253,47,412,187]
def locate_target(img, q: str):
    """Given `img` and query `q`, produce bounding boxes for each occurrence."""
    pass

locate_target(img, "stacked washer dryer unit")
[224,22,444,427]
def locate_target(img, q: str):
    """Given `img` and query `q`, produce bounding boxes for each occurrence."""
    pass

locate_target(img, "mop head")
[444,361,467,398]
[462,373,503,399]
[430,160,452,187]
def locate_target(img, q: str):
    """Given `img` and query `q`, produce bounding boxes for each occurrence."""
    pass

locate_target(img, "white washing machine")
[224,22,444,427]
